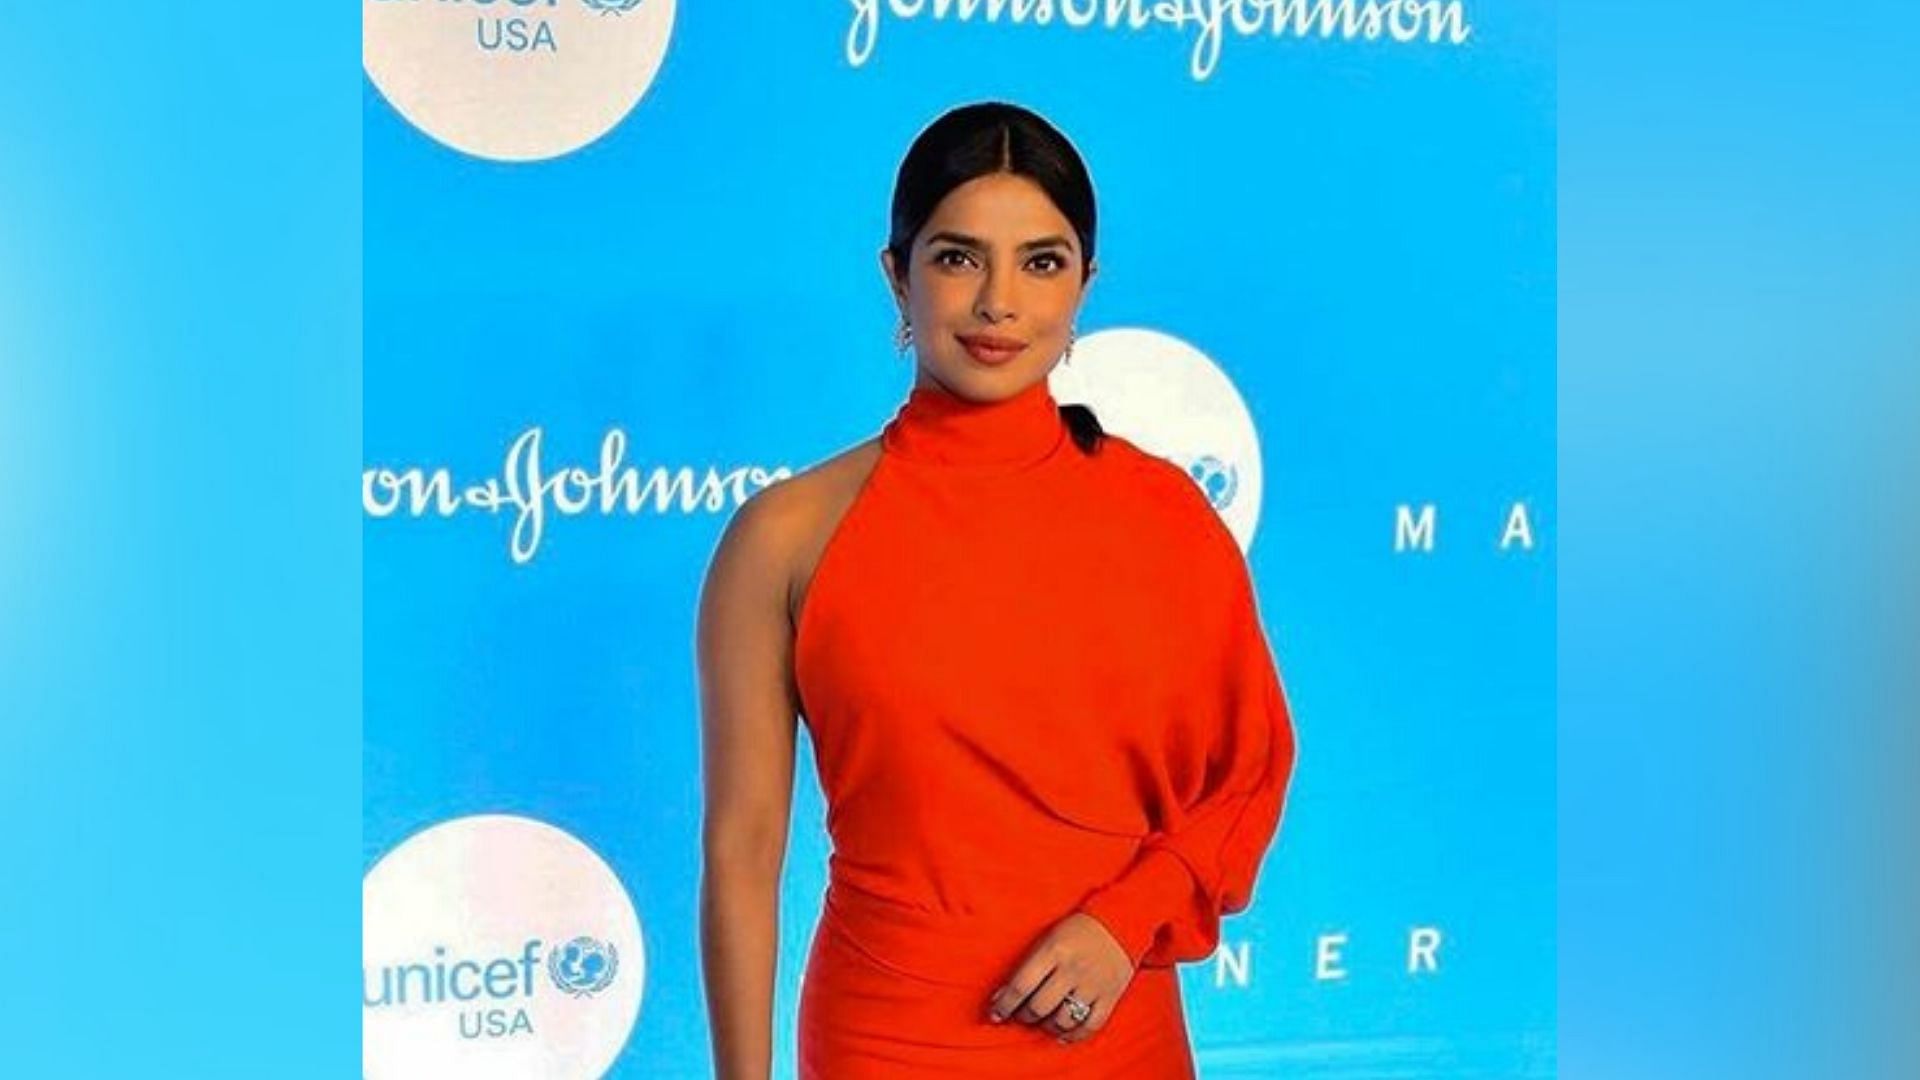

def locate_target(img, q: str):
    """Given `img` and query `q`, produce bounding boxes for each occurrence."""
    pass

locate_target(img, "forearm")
[701,848,783,1080]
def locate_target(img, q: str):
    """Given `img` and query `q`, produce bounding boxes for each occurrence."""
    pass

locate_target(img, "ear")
[878,247,908,310]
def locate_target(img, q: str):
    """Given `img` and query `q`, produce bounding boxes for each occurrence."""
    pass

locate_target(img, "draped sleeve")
[1074,477,1298,969]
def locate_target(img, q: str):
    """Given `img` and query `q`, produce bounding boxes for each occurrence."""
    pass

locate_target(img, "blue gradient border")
[1560,1,1920,1077]
[0,6,361,1076]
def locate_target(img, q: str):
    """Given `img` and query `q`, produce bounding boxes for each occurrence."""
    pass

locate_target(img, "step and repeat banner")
[363,2,1554,1076]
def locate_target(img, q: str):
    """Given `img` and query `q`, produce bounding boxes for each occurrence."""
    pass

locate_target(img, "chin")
[936,360,1029,395]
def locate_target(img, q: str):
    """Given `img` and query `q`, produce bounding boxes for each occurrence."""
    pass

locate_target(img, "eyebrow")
[924,231,1076,255]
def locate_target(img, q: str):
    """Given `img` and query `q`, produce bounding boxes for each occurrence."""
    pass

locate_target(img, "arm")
[697,491,803,1080]
[1075,509,1298,969]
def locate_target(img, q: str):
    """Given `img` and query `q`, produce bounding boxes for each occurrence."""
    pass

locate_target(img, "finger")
[987,954,1059,1024]
[1060,993,1116,1044]
[1015,967,1076,1027]
[1043,992,1091,1038]
[1043,982,1096,1037]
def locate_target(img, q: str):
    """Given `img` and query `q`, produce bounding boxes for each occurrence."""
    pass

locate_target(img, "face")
[880,172,1097,400]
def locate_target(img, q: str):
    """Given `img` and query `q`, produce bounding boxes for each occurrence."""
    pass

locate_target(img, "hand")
[985,912,1136,1045]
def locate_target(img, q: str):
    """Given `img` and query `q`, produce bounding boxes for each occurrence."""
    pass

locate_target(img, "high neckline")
[880,377,1068,471]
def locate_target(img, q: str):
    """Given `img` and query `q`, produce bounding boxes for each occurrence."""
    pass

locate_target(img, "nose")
[973,266,1014,324]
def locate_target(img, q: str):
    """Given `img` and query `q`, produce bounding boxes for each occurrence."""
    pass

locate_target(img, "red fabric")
[793,376,1296,1076]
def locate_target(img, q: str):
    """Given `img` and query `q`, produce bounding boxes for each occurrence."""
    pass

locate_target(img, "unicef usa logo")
[364,815,647,1079]
[1187,454,1240,513]
[363,934,623,1040]
[364,0,676,162]
[1048,327,1265,553]
[548,936,619,998]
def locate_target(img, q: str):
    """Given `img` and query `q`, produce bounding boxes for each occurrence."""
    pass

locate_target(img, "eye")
[933,248,976,269]
[1028,252,1067,274]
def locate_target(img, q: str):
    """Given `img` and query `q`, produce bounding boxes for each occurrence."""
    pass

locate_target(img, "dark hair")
[886,101,1107,456]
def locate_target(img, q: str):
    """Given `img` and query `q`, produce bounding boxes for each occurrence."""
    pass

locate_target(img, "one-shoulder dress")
[792,375,1297,1078]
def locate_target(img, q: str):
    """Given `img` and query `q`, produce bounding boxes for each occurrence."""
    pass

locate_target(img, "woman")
[698,101,1297,1078]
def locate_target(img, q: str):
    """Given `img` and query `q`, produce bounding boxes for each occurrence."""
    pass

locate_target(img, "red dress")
[793,376,1296,1077]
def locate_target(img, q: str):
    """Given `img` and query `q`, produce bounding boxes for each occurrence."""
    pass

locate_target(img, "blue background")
[362,2,1552,1075]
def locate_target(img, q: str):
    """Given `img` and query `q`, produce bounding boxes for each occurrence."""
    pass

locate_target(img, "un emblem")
[581,0,644,12]
[547,936,621,998]
[1187,454,1239,511]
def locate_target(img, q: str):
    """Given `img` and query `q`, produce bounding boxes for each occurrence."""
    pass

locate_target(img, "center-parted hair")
[887,101,1108,455]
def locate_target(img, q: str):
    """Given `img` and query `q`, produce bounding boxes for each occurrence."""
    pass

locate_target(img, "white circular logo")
[363,0,677,162]
[1050,327,1265,551]
[364,814,647,1079]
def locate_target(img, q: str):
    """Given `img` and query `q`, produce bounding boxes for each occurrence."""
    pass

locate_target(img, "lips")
[956,334,1027,365]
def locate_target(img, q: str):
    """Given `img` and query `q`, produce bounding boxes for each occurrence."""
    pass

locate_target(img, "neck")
[881,376,1066,469]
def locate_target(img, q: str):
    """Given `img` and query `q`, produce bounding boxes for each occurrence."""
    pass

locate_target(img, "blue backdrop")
[364,2,1554,1075]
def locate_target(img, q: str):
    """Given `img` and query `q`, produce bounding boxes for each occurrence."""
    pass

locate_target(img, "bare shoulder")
[711,437,884,628]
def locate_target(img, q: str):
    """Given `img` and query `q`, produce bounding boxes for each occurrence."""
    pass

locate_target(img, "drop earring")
[1064,326,1077,365]
[894,314,914,357]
